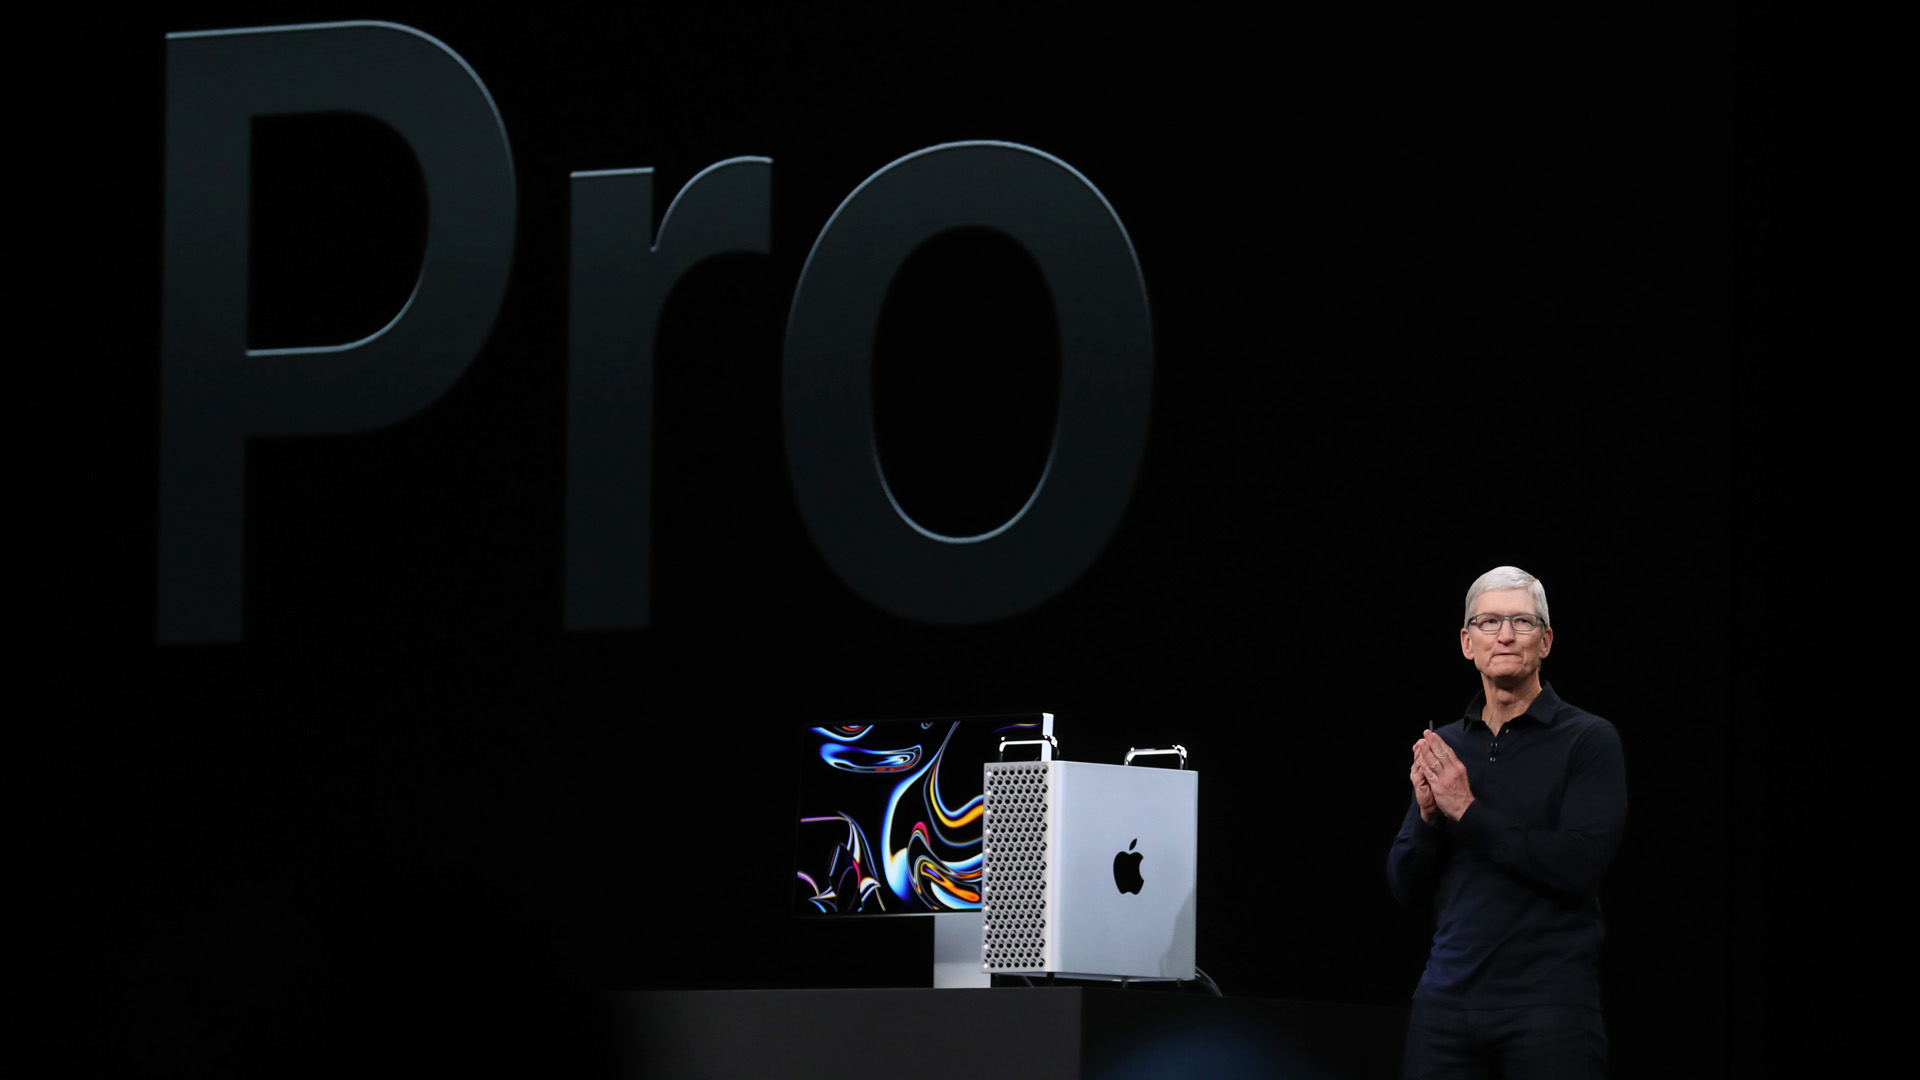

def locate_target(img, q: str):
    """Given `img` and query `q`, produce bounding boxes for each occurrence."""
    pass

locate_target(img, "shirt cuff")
[1412,813,1445,844]
[1453,797,1507,845]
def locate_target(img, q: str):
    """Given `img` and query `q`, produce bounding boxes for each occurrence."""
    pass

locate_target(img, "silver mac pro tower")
[980,759,1198,981]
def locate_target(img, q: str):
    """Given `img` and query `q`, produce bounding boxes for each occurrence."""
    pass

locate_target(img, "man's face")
[1459,587,1554,688]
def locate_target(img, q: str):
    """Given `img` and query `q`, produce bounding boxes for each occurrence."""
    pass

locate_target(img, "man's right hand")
[1410,743,1438,824]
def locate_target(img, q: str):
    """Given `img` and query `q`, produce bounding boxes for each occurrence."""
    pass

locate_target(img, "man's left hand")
[1419,730,1475,822]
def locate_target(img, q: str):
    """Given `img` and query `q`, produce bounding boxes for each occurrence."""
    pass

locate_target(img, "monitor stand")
[932,911,988,988]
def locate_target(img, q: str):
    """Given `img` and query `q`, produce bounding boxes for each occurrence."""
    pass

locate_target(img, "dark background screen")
[13,5,1882,1076]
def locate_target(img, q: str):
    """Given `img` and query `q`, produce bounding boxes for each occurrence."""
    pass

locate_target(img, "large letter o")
[784,142,1152,623]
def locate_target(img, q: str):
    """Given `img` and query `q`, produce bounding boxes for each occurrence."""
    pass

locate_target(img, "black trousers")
[1402,1000,1608,1080]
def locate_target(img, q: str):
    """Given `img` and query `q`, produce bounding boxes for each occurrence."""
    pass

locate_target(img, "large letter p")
[158,22,515,643]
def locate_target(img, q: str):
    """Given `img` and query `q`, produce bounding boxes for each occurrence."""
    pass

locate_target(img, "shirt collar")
[1460,680,1566,730]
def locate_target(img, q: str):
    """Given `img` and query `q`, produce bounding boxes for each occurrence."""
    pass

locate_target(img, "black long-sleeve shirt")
[1386,682,1627,1008]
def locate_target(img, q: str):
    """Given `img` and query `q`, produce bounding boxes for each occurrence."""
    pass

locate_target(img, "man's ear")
[1459,627,1474,659]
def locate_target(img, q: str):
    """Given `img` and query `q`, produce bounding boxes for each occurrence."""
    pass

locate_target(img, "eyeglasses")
[1466,613,1547,635]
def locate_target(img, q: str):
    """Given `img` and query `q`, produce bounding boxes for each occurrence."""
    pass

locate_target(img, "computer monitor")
[794,714,1053,918]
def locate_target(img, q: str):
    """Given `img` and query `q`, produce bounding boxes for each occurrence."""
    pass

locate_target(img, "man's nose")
[1497,619,1517,641]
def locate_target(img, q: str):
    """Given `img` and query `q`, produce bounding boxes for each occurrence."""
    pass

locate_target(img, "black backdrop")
[14,5,1880,1076]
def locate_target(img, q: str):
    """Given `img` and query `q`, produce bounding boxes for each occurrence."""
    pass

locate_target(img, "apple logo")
[1112,839,1145,895]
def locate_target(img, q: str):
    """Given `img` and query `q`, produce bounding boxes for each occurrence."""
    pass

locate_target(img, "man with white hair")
[1388,566,1627,1078]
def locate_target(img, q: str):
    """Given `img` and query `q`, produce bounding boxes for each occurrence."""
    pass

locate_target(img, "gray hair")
[1463,566,1551,627]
